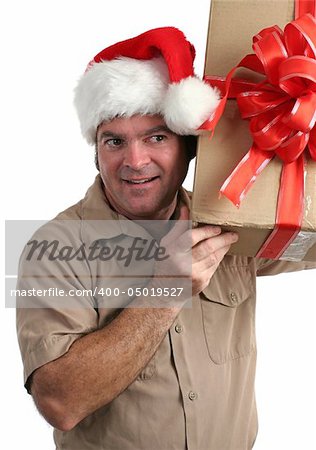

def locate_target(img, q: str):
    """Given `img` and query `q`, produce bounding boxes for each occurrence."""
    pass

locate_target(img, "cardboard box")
[192,0,316,261]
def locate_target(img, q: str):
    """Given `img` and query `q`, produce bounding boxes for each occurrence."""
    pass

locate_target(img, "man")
[16,27,315,450]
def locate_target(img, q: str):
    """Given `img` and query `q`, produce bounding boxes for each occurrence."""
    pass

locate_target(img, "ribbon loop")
[275,131,309,162]
[308,127,316,158]
[253,31,288,85]
[278,56,316,96]
[250,108,293,150]
[237,89,289,118]
[284,13,316,57]
[282,90,316,132]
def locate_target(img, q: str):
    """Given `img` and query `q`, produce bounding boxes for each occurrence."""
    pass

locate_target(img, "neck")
[103,190,178,240]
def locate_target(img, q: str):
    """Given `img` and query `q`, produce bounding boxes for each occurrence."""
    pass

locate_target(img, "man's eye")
[104,138,123,147]
[148,135,166,143]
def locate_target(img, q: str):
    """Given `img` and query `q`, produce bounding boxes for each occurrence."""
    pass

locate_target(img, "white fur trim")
[163,77,220,135]
[74,57,170,144]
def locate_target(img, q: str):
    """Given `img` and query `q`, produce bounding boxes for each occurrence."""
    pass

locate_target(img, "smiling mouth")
[123,176,159,185]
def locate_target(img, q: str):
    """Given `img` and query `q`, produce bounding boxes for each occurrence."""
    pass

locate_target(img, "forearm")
[31,296,181,431]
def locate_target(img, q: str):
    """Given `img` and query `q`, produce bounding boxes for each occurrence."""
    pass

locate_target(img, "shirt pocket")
[200,265,256,364]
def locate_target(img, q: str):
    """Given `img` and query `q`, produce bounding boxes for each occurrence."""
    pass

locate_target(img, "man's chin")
[119,199,169,220]
[124,206,159,220]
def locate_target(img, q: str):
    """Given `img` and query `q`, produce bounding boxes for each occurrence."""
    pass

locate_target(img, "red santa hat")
[74,27,220,144]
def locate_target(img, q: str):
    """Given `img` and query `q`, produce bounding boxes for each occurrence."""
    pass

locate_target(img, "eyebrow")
[97,125,174,142]
[140,125,175,137]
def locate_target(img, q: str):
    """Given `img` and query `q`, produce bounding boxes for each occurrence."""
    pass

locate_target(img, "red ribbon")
[296,0,316,17]
[201,11,316,259]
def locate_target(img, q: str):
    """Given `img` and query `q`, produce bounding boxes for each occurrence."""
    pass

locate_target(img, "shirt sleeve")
[255,257,316,276]
[16,220,99,389]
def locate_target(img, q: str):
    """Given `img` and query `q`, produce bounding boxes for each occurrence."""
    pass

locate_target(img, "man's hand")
[191,222,238,295]
[156,204,238,298]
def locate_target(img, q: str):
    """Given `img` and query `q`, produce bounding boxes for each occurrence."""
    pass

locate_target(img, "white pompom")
[163,76,220,135]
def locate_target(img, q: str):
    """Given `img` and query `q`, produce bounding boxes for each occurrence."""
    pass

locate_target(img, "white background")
[2,0,315,449]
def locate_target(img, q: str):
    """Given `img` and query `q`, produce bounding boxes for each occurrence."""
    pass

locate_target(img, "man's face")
[96,114,189,220]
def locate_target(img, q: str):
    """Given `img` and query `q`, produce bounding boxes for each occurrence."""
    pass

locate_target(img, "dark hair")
[183,135,197,161]
[95,145,100,171]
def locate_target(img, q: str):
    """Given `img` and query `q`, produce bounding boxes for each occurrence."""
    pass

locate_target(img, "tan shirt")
[16,175,315,450]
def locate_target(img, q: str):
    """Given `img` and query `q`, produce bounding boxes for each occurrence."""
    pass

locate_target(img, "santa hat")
[74,27,220,144]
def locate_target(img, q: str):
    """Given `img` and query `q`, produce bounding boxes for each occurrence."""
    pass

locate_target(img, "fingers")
[164,221,238,258]
[165,221,225,253]
[191,231,239,296]
[193,243,231,270]
[192,231,238,262]
[191,225,222,247]
[156,217,239,297]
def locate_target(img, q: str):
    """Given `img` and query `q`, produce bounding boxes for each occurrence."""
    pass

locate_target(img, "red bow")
[201,13,316,258]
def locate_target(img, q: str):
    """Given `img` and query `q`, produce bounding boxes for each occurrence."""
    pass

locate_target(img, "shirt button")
[175,324,183,333]
[230,292,238,303]
[188,391,198,401]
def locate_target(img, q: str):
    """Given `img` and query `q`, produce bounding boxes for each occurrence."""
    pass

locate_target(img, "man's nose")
[123,141,151,170]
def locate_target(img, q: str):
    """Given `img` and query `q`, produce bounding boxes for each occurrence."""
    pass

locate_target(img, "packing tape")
[279,231,316,261]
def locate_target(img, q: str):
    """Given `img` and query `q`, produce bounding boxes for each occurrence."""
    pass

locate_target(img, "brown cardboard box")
[192,0,316,261]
